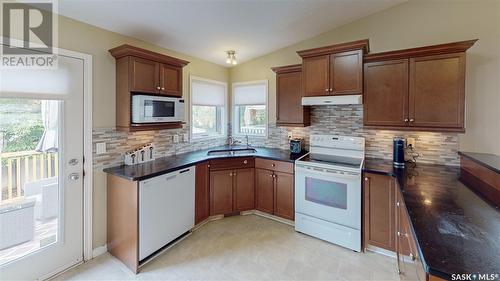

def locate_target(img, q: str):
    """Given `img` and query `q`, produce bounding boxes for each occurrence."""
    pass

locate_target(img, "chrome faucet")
[245,135,251,148]
[227,136,241,146]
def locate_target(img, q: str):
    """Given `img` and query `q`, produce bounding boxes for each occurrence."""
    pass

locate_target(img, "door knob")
[68,159,79,166]
[68,173,80,181]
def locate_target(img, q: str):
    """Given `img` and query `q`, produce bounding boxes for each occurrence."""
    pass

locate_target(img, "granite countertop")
[363,158,500,279]
[103,145,307,181]
[458,151,500,173]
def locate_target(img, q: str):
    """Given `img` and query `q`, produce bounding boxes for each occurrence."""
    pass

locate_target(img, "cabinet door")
[276,71,309,126]
[159,64,182,97]
[364,59,409,127]
[233,168,255,211]
[330,50,363,95]
[303,55,330,96]
[274,172,294,220]
[409,53,465,130]
[363,173,396,251]
[129,57,160,94]
[255,168,274,214]
[195,162,210,224]
[209,170,233,216]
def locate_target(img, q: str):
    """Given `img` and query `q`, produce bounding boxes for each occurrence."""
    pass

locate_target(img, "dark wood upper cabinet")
[109,44,189,132]
[233,168,255,212]
[273,171,294,221]
[209,170,234,216]
[195,162,210,225]
[364,59,409,127]
[159,63,182,97]
[409,53,465,129]
[298,39,369,97]
[255,168,275,214]
[302,55,330,96]
[130,57,160,94]
[363,172,396,252]
[330,49,363,95]
[363,39,477,132]
[271,64,310,127]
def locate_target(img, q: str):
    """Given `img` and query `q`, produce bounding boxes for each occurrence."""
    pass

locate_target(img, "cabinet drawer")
[255,158,293,174]
[209,157,254,171]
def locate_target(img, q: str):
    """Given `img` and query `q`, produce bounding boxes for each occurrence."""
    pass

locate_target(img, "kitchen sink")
[207,148,257,156]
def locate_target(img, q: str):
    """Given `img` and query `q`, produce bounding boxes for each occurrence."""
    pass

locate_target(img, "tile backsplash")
[93,105,459,168]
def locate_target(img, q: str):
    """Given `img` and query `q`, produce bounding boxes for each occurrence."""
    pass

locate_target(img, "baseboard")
[92,244,108,258]
[365,245,397,259]
[245,210,295,226]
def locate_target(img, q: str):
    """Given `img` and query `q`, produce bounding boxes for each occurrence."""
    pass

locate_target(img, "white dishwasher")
[139,166,195,260]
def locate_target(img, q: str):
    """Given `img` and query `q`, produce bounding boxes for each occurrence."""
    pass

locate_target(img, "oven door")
[295,164,361,229]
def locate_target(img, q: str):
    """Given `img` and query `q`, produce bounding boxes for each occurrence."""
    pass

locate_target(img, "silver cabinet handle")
[409,118,414,122]
[329,88,333,92]
[68,159,79,166]
[404,118,409,122]
[243,160,248,164]
[396,202,400,207]
[161,87,165,90]
[156,86,161,90]
[325,89,329,92]
[68,173,80,181]
[364,177,368,181]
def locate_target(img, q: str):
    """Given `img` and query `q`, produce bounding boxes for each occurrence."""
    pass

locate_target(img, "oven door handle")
[295,165,360,180]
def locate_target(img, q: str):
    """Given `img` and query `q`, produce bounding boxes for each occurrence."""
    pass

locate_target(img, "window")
[232,80,268,137]
[190,76,227,140]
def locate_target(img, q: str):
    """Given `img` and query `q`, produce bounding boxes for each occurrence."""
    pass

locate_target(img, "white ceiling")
[59,0,405,66]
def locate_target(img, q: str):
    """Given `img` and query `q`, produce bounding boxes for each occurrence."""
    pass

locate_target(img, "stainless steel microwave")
[132,95,184,123]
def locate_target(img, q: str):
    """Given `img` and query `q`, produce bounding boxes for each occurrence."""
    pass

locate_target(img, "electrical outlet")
[96,142,106,155]
[406,137,416,148]
[183,133,189,142]
[173,134,179,143]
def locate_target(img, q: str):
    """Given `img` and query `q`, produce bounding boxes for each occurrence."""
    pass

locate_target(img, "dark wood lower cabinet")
[363,172,396,251]
[255,168,294,220]
[234,168,255,211]
[209,170,233,216]
[195,162,210,224]
[255,168,275,214]
[274,172,294,220]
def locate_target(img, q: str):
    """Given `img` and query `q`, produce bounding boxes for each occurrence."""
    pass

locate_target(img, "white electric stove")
[295,135,365,252]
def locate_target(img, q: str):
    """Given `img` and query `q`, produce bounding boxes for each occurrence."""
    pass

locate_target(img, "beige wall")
[230,0,500,155]
[57,16,229,248]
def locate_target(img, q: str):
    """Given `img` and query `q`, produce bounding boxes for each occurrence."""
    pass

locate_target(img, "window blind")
[233,83,267,105]
[191,79,226,106]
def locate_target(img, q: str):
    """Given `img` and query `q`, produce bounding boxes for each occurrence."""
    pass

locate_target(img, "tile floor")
[53,215,400,280]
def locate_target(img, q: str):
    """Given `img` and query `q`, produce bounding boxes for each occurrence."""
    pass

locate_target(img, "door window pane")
[0,98,60,265]
[305,177,347,209]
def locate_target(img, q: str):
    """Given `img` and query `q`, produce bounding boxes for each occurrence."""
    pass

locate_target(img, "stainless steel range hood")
[301,95,362,106]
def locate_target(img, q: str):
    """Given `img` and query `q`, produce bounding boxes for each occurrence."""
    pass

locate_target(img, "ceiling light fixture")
[226,50,237,65]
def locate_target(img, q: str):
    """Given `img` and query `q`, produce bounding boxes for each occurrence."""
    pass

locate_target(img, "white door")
[0,54,85,280]
[295,164,361,229]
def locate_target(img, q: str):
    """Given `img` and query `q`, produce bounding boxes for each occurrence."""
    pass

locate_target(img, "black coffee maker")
[393,137,405,168]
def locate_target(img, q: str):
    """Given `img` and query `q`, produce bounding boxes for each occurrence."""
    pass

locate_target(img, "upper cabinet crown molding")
[364,39,478,62]
[109,44,190,67]
[296,39,370,58]
[271,64,302,74]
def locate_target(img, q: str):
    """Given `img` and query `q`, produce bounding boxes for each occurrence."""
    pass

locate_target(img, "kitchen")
[0,1,498,280]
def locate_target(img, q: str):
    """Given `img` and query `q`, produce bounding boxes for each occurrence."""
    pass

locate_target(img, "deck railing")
[0,150,58,202]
